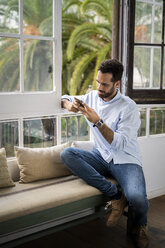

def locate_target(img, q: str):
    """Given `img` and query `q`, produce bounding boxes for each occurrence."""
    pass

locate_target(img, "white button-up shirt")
[62,90,142,166]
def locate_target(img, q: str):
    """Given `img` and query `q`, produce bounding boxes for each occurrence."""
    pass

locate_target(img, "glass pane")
[150,108,165,135]
[23,0,53,37]
[24,117,57,148]
[153,48,161,88]
[24,40,53,91]
[138,108,146,137]
[0,37,20,92]
[133,47,150,88]
[154,4,162,43]
[135,2,152,43]
[0,120,18,157]
[61,115,89,143]
[0,0,19,33]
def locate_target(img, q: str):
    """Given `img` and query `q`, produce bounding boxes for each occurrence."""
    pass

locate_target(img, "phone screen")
[74,97,84,108]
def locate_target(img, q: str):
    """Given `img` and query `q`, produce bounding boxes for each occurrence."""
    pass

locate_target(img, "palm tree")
[65,0,113,95]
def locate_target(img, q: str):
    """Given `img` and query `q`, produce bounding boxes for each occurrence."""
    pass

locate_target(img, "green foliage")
[0,0,112,94]
[63,0,113,95]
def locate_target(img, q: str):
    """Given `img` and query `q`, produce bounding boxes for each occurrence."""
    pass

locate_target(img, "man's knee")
[60,147,74,162]
[60,147,77,163]
[126,192,149,213]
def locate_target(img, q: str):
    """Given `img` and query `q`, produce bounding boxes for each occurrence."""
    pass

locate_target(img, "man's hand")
[61,99,79,113]
[78,102,100,124]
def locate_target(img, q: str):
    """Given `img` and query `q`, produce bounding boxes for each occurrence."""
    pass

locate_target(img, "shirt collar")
[99,89,121,105]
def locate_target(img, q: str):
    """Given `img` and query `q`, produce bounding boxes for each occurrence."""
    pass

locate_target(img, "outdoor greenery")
[0,0,113,94]
[62,0,113,95]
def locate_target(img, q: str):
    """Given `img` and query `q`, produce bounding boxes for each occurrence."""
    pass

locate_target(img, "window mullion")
[54,0,62,93]
[19,0,24,93]
[160,0,165,90]
[18,118,24,147]
[56,115,61,145]
[150,47,154,88]
[149,2,155,89]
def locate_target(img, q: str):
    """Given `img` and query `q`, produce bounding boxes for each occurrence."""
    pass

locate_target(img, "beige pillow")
[0,148,15,188]
[15,143,71,183]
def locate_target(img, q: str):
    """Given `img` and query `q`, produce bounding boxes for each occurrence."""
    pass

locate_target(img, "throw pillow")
[15,142,71,183]
[0,148,15,188]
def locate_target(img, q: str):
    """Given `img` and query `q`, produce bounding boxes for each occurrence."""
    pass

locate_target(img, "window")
[0,0,62,157]
[0,0,62,119]
[124,0,165,103]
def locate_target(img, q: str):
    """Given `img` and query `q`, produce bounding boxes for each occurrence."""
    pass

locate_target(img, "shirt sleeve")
[62,94,87,103]
[111,102,141,151]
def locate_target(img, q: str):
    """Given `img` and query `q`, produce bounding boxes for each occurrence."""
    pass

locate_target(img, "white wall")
[138,136,165,199]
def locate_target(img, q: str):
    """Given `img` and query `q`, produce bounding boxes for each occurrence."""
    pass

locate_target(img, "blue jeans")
[60,147,149,226]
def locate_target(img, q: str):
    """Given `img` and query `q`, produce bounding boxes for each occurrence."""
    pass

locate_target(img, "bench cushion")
[0,175,117,223]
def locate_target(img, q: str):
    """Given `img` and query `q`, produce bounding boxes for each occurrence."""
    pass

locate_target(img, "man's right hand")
[61,99,79,113]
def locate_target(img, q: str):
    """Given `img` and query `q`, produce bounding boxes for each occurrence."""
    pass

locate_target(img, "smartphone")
[74,97,84,108]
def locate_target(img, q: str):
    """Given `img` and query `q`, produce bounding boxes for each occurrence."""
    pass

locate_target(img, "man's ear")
[115,80,120,89]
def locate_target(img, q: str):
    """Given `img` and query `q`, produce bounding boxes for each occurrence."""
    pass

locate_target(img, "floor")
[16,195,165,248]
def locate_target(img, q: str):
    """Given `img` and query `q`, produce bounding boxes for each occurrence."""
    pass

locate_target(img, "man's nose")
[97,83,103,91]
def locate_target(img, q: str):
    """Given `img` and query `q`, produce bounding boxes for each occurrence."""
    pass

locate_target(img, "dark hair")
[98,59,124,82]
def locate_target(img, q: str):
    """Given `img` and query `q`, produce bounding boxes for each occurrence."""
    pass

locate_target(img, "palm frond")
[80,71,94,95]
[92,42,112,89]
[70,51,97,95]
[62,0,82,12]
[39,16,52,36]
[81,0,113,23]
[24,40,39,79]
[67,23,111,60]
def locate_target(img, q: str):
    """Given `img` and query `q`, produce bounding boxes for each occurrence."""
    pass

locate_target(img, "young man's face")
[96,71,120,102]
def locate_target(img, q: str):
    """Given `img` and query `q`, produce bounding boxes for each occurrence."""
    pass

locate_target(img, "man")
[60,59,149,248]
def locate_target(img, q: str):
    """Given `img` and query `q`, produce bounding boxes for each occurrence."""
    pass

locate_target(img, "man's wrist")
[93,119,104,128]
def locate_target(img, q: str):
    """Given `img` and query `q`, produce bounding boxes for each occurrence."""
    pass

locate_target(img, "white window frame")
[0,0,62,120]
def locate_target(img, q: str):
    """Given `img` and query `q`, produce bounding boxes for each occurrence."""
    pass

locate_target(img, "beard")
[98,85,116,100]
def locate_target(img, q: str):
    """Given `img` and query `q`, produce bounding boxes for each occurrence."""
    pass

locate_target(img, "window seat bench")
[0,142,132,248]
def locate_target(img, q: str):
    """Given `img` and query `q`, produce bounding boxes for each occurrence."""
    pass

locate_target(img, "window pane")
[0,0,19,33]
[24,40,53,91]
[150,108,165,135]
[0,38,20,92]
[23,0,53,37]
[24,117,57,148]
[154,4,163,43]
[153,48,161,87]
[0,120,18,157]
[61,115,89,143]
[133,47,150,88]
[138,108,146,137]
[135,2,152,43]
